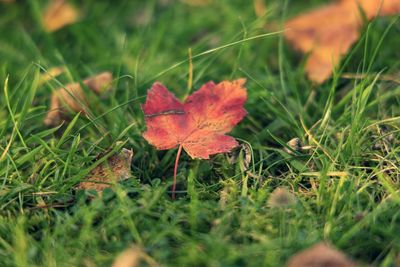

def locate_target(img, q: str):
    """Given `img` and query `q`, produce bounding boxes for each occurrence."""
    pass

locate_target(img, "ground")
[0,0,400,266]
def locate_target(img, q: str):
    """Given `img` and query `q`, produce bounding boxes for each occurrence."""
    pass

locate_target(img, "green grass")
[1,0,400,266]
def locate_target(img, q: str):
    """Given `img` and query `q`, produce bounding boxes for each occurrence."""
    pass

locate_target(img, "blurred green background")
[0,0,400,266]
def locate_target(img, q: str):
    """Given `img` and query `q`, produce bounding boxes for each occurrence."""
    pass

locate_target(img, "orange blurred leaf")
[42,0,79,32]
[286,242,357,267]
[285,0,400,84]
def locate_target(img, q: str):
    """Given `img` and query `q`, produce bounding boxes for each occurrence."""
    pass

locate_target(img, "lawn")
[1,0,400,266]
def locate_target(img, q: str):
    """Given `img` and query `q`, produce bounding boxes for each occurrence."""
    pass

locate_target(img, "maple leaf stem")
[172,144,183,200]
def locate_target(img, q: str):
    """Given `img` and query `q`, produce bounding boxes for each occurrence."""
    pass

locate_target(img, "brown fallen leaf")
[42,0,79,32]
[112,246,159,267]
[0,0,14,4]
[77,148,133,195]
[83,71,113,94]
[284,137,303,154]
[44,72,112,126]
[285,0,400,83]
[286,242,357,267]
[284,137,313,154]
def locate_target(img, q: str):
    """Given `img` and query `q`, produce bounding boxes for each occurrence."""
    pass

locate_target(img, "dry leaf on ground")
[83,71,114,95]
[44,71,112,126]
[42,0,79,32]
[77,148,133,195]
[285,0,400,83]
[112,246,158,267]
[286,242,357,267]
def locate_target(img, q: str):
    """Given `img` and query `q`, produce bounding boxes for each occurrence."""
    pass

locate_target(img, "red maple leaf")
[142,79,247,198]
